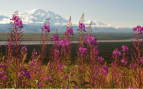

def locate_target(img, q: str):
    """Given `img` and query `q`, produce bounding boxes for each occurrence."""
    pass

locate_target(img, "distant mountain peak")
[0,9,68,25]
[31,9,47,15]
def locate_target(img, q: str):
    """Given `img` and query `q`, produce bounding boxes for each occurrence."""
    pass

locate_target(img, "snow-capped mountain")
[0,9,68,25]
[0,9,133,33]
[0,9,125,28]
[0,9,117,27]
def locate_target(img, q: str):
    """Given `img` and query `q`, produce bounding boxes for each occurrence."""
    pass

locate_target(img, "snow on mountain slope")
[0,9,68,25]
[0,9,133,33]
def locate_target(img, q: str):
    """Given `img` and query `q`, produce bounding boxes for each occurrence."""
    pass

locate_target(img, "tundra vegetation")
[0,12,143,88]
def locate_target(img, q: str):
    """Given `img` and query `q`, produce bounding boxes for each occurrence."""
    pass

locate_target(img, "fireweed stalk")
[51,32,60,62]
[77,13,87,64]
[78,13,86,47]
[53,37,70,64]
[51,34,61,65]
[51,18,72,76]
[49,36,62,87]
[47,32,64,87]
[114,46,129,88]
[64,16,74,38]
[84,35,102,87]
[54,40,70,63]
[111,45,130,88]
[76,13,88,88]
[84,35,98,61]
[132,25,143,87]
[64,26,73,69]
[8,11,24,58]
[111,48,122,87]
[112,48,121,65]
[7,11,24,87]
[132,25,143,63]
[40,18,50,60]
[120,45,130,87]
[120,45,129,66]
[63,16,73,64]
[77,18,100,87]
[51,16,73,66]
[21,45,28,64]
[38,19,51,87]
[48,28,71,87]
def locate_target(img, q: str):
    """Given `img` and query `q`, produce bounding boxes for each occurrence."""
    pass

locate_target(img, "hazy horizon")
[0,0,142,27]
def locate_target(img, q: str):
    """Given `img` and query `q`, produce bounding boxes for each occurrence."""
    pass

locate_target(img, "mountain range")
[0,9,132,33]
[0,9,68,25]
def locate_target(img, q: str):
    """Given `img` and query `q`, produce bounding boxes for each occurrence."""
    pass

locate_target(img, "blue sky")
[0,0,142,27]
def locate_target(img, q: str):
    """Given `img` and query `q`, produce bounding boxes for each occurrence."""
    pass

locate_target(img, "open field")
[0,42,133,63]
[0,32,136,63]
[0,13,143,88]
[0,32,138,41]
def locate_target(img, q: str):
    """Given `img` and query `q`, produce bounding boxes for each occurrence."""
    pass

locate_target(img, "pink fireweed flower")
[121,45,128,52]
[29,60,37,66]
[78,22,86,32]
[97,56,104,63]
[112,49,121,56]
[51,34,59,41]
[14,19,23,28]
[21,46,27,52]
[139,57,143,64]
[93,47,99,55]
[58,64,64,70]
[1,75,8,80]
[38,82,43,88]
[7,42,12,47]
[10,12,23,29]
[130,63,136,69]
[18,20,23,28]
[18,68,31,79]
[121,59,128,65]
[32,50,38,57]
[55,39,69,48]
[133,25,143,34]
[65,27,74,36]
[79,47,87,56]
[0,71,4,76]
[54,49,60,57]
[42,24,50,32]
[74,86,78,89]
[11,15,20,22]
[0,63,6,68]
[34,51,38,57]
[84,35,97,46]
[100,65,108,76]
